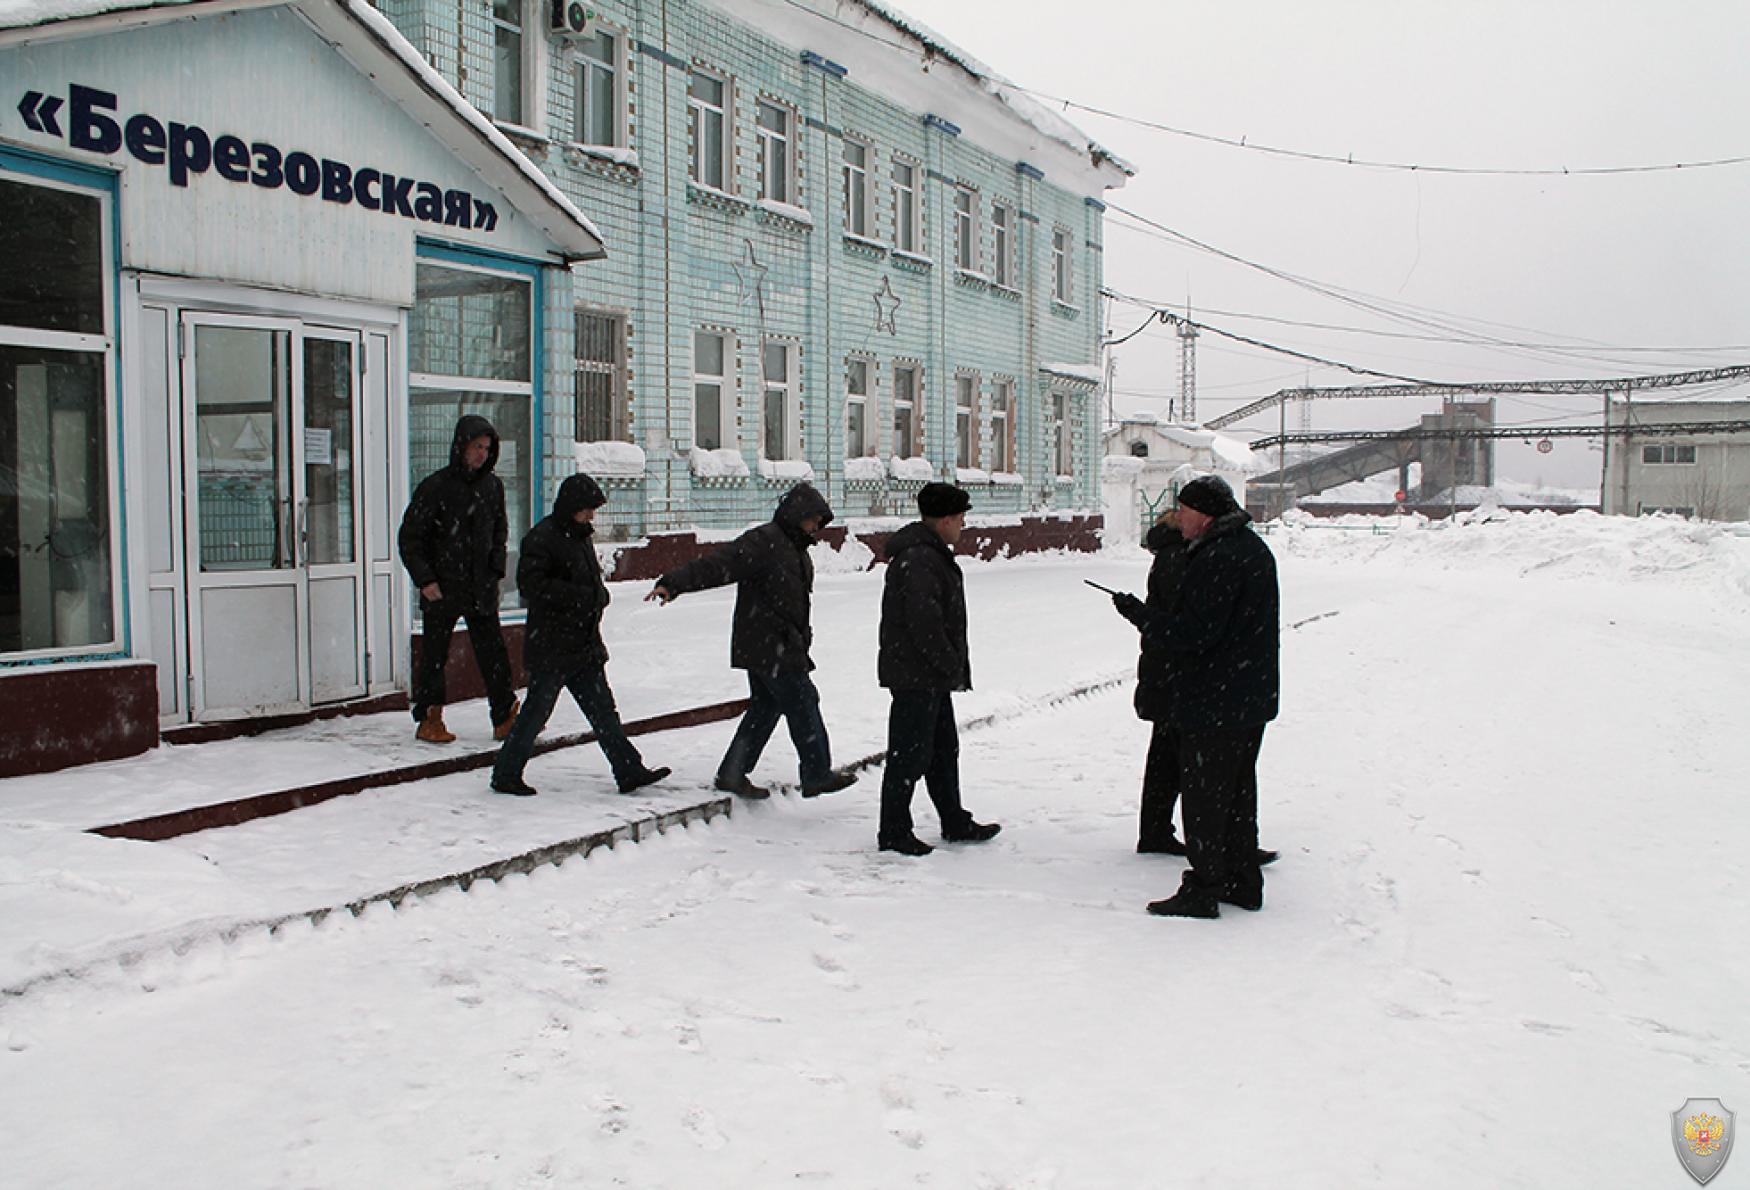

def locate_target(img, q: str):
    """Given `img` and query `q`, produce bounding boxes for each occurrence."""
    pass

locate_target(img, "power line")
[1014,87,1750,177]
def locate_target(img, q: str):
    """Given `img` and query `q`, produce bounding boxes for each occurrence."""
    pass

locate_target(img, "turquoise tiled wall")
[390,0,1114,537]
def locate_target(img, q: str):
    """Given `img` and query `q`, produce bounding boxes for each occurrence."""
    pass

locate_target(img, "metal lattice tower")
[1176,318,1198,423]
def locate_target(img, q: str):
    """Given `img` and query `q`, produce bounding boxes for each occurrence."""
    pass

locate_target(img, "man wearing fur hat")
[875,482,1001,856]
[1123,475,1279,918]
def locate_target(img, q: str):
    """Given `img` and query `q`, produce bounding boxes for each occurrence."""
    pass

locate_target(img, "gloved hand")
[1112,591,1146,627]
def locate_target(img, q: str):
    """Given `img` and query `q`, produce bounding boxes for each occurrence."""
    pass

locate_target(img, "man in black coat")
[398,414,518,744]
[647,483,855,800]
[875,483,1000,856]
[1115,510,1192,853]
[1115,510,1277,864]
[1121,475,1280,919]
[489,474,669,797]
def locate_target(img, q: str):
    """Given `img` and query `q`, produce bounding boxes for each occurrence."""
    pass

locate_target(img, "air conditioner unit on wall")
[550,0,598,37]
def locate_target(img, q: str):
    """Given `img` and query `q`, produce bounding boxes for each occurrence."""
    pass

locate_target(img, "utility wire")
[1016,87,1750,177]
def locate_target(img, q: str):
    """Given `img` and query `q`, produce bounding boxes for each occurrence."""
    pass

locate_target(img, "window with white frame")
[756,100,794,204]
[574,309,626,442]
[410,260,536,609]
[955,373,978,469]
[842,137,872,237]
[990,377,1013,472]
[0,170,118,657]
[893,362,920,458]
[573,28,622,148]
[761,340,798,461]
[845,357,871,457]
[491,0,527,126]
[1051,391,1073,475]
[692,330,732,451]
[991,202,1014,287]
[1052,227,1073,303]
[953,186,977,272]
[1642,443,1697,465]
[892,159,920,254]
[688,69,730,191]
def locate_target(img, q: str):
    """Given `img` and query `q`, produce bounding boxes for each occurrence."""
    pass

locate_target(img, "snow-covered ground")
[3,510,1749,1187]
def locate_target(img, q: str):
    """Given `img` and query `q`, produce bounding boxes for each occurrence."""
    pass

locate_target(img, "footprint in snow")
[682,1105,728,1151]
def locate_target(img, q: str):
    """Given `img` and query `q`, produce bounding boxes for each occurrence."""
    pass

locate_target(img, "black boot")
[1256,848,1279,867]
[618,765,671,794]
[490,776,538,797]
[1137,834,1188,856]
[1221,867,1264,912]
[1147,874,1220,918]
[714,775,770,801]
[801,770,858,798]
[942,820,1001,844]
[879,834,934,857]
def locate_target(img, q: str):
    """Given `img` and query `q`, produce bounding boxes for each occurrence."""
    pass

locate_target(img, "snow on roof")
[849,0,1133,178]
[1041,361,1104,384]
[0,0,605,259]
[698,0,1131,190]
[1105,417,1261,473]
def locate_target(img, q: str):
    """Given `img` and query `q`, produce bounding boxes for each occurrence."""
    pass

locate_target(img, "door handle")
[297,498,309,569]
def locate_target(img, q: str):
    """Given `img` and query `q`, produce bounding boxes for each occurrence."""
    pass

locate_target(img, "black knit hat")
[1177,475,1239,517]
[917,482,972,518]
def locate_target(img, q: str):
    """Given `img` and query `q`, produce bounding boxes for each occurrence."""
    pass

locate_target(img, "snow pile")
[813,534,876,574]
[843,457,885,482]
[889,456,934,482]
[990,471,1022,486]
[1269,508,1750,608]
[689,447,750,478]
[955,466,989,484]
[1101,455,1146,478]
[757,458,817,482]
[572,440,645,477]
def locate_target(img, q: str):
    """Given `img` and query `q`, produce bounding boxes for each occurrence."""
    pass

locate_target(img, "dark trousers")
[1178,725,1265,892]
[1139,721,1182,848]
[717,671,832,787]
[492,664,643,787]
[411,601,516,724]
[879,689,972,842]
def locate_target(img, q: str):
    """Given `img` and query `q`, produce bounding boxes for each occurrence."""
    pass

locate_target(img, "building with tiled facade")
[0,0,1123,775]
[377,0,1132,540]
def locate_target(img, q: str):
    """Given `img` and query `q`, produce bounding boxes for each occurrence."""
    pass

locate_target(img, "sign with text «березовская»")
[1672,1099,1735,1185]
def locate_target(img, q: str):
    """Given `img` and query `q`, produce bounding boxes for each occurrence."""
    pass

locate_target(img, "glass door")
[181,314,366,717]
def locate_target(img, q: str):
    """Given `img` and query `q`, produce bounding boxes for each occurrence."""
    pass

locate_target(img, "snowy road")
[3,513,1748,1187]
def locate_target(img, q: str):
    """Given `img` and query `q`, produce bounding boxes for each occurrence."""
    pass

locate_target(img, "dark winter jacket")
[398,415,507,613]
[1132,521,1189,722]
[1142,509,1279,733]
[658,483,833,676]
[877,521,971,692]
[517,474,611,675]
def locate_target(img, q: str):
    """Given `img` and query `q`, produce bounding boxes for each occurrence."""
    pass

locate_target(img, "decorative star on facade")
[733,238,769,322]
[873,275,900,335]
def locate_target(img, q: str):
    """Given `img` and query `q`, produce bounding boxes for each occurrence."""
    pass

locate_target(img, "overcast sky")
[892,0,1750,489]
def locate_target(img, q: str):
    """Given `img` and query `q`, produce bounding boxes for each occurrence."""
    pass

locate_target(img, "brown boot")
[416,706,456,744]
[492,697,520,742]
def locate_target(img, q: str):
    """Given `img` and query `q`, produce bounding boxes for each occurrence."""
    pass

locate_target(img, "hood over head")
[553,473,608,520]
[450,414,501,475]
[773,483,834,538]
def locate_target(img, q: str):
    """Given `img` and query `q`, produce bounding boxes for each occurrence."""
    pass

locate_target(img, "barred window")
[574,310,626,443]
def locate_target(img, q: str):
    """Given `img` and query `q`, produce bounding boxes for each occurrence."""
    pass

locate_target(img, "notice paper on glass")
[303,427,333,466]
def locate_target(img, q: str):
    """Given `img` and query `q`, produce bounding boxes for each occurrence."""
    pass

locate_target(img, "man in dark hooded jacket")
[489,474,670,798]
[647,483,855,800]
[1121,475,1280,919]
[398,415,518,744]
[875,483,1000,856]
